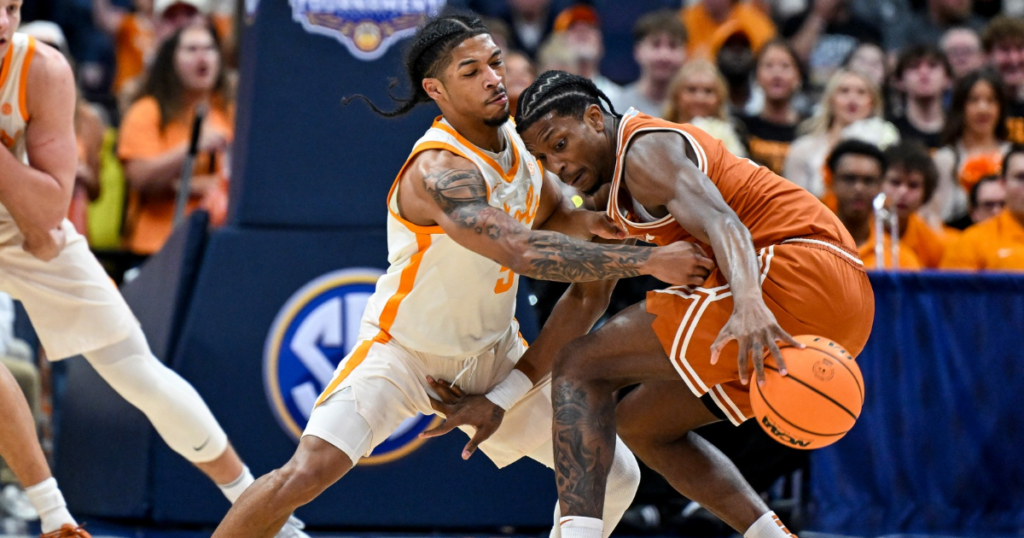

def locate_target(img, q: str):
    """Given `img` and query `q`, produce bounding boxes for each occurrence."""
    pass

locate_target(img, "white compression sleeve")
[83,327,228,463]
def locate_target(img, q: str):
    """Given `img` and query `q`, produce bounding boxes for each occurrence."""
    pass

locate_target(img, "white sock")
[559,516,603,538]
[744,511,797,538]
[218,466,255,504]
[24,477,76,533]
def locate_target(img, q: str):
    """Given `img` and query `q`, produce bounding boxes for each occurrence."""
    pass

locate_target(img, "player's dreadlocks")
[514,71,619,135]
[345,12,490,117]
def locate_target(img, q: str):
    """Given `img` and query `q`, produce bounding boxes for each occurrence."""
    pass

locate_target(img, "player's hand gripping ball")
[749,335,864,449]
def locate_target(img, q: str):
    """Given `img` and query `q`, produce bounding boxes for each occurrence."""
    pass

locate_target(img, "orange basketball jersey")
[607,110,857,255]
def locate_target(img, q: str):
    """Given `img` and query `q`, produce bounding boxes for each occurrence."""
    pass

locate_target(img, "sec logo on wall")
[290,0,447,61]
[263,268,439,465]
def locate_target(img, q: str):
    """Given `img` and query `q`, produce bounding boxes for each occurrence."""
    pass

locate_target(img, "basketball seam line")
[780,344,864,404]
[755,381,848,437]
[764,365,859,421]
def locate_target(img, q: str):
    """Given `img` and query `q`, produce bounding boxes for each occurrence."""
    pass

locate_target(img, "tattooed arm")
[397,149,711,285]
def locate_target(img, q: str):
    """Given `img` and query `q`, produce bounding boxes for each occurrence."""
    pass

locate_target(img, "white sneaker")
[275,515,311,538]
[0,484,38,521]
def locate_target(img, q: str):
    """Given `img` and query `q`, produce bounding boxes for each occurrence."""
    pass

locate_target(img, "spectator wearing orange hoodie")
[942,145,1024,270]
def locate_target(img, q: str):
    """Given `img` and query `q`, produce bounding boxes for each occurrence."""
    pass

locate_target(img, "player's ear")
[585,104,604,132]
[423,77,446,102]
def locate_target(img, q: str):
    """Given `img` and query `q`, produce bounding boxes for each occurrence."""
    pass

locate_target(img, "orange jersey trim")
[0,43,13,91]
[432,119,520,183]
[315,234,432,406]
[17,36,35,121]
[387,141,462,235]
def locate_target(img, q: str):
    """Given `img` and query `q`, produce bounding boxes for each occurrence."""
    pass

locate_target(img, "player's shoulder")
[403,147,481,185]
[26,38,74,86]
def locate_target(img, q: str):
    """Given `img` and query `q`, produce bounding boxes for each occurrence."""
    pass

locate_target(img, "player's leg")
[213,435,354,538]
[0,363,80,534]
[615,382,771,533]
[549,301,680,535]
[524,436,640,538]
[81,327,245,484]
[215,339,422,538]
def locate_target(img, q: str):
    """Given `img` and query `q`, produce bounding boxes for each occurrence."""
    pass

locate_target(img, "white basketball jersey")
[359,117,544,357]
[0,33,37,227]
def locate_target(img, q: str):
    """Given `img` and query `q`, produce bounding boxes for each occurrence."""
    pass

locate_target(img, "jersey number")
[494,266,515,294]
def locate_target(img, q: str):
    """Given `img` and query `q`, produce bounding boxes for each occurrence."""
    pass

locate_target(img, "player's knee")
[551,336,600,385]
[272,459,334,507]
[272,437,352,506]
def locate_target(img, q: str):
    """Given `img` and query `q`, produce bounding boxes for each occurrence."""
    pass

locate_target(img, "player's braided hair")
[344,12,490,117]
[514,71,619,135]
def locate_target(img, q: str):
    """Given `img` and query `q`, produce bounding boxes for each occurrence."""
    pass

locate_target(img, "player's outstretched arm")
[404,150,711,286]
[623,131,802,385]
[0,44,76,253]
[422,275,617,459]
[534,171,624,240]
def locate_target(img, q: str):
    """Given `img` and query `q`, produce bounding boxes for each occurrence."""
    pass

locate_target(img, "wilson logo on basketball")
[761,416,812,448]
[812,359,835,381]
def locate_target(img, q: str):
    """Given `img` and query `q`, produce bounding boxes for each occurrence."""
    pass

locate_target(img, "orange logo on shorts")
[1,103,12,115]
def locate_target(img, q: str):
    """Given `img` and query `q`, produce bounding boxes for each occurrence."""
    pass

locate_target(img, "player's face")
[831,74,873,128]
[964,80,1000,137]
[438,34,509,127]
[175,25,220,93]
[971,180,1006,223]
[0,0,22,56]
[521,106,614,197]
[756,45,800,103]
[674,71,719,122]
[832,154,883,221]
[882,167,926,220]
[1002,153,1024,218]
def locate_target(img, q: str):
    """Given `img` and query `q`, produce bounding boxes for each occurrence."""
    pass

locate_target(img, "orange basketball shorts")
[646,238,875,425]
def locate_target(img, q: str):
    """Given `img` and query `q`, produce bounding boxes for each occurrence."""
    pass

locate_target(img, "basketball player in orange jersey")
[0,2,308,536]
[212,14,715,538]
[514,71,876,538]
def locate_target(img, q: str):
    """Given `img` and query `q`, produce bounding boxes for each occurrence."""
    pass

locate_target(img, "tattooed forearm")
[522,232,649,282]
[553,379,615,518]
[423,167,655,283]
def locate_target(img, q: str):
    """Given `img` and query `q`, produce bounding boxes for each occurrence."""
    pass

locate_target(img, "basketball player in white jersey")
[0,2,308,536]
[212,13,715,538]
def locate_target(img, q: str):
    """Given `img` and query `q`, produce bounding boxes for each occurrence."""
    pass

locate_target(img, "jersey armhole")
[387,142,486,236]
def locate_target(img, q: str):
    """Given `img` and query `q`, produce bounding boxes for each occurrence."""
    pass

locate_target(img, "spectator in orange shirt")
[94,0,209,110]
[681,0,775,61]
[941,145,1024,270]
[969,174,1006,224]
[881,141,947,267]
[829,140,923,270]
[118,22,232,255]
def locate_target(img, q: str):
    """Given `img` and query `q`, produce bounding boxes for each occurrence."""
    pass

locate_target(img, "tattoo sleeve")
[423,168,652,282]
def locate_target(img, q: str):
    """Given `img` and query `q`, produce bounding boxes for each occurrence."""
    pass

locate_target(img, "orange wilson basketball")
[749,335,865,450]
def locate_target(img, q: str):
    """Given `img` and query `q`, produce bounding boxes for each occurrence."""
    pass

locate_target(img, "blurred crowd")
[3,0,1024,531]
[9,0,1023,271]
